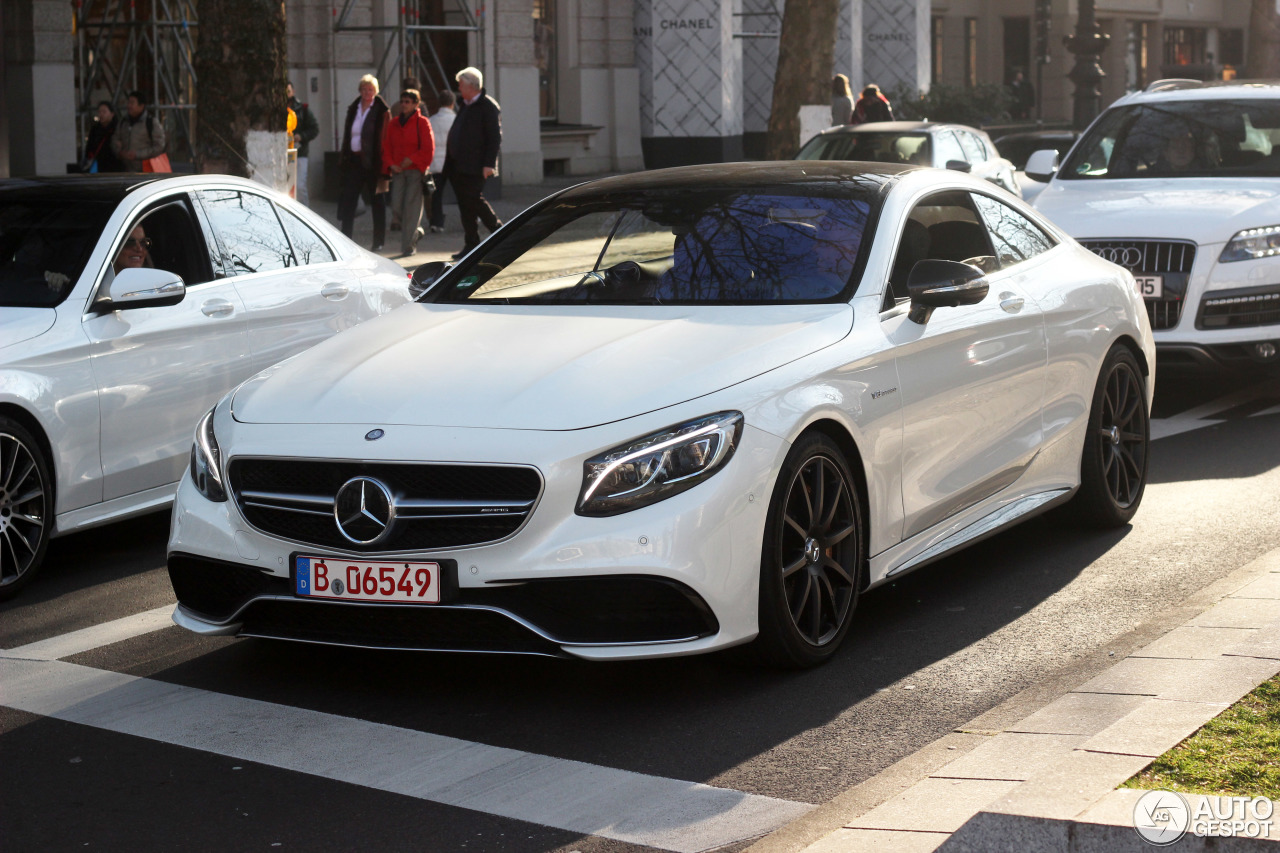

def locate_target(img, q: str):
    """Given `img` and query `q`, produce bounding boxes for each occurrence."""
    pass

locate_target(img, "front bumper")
[167,418,786,660]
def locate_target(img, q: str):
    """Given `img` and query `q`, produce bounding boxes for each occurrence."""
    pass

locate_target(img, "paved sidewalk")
[303,175,603,269]
[752,550,1280,852]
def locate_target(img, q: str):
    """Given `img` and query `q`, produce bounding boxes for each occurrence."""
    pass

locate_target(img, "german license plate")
[294,556,442,604]
[1135,275,1163,298]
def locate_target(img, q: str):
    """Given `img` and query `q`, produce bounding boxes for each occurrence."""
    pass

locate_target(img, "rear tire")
[1070,345,1149,528]
[0,416,53,601]
[753,433,863,669]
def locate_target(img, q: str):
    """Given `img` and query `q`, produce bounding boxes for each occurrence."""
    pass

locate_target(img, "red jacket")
[382,109,435,175]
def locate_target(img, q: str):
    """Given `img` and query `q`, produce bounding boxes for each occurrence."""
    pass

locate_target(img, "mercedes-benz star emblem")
[334,476,396,545]
[365,428,385,441]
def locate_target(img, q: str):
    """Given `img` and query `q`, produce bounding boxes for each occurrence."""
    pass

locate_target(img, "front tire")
[0,416,53,601]
[1071,345,1149,527]
[754,433,863,669]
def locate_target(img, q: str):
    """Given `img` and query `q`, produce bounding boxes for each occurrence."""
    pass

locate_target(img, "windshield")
[436,186,879,305]
[796,132,931,166]
[0,199,116,307]
[1060,99,1280,179]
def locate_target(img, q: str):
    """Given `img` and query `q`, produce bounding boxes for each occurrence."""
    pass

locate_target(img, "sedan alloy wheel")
[0,418,52,599]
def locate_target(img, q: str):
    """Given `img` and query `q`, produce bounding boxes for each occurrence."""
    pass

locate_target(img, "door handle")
[999,292,1024,314]
[201,299,235,317]
[321,283,350,300]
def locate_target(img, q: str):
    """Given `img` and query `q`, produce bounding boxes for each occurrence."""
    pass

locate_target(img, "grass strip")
[1122,674,1280,799]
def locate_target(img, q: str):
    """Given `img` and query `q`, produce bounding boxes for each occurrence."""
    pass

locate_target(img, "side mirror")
[1025,149,1060,182]
[409,260,450,299]
[906,259,988,325]
[99,267,185,311]
[945,159,973,173]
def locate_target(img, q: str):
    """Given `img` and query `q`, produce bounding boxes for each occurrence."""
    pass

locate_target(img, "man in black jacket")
[338,74,390,251]
[443,66,502,259]
[288,81,321,206]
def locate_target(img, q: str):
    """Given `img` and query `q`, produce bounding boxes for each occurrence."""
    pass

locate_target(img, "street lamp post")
[1064,0,1111,130]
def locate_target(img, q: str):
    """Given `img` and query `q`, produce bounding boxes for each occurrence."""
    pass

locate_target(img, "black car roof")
[556,161,912,198]
[0,174,165,204]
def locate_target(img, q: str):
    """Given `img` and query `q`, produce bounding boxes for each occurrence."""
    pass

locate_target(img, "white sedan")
[0,174,410,599]
[169,162,1153,667]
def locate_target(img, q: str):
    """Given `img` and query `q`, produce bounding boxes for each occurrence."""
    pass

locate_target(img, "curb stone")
[748,549,1280,853]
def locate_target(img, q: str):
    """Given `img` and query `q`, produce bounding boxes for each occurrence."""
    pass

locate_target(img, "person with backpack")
[382,88,435,257]
[112,91,167,172]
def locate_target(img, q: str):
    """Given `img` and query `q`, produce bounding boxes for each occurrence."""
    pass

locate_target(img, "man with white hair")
[443,66,502,259]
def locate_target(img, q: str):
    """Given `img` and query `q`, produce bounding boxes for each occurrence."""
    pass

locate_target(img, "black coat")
[341,95,390,174]
[290,96,321,158]
[84,119,125,172]
[445,90,501,176]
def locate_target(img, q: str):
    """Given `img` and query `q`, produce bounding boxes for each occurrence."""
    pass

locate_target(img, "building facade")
[0,0,1257,183]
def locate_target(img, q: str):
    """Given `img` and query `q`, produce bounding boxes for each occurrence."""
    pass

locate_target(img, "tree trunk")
[1246,0,1280,78]
[765,0,839,160]
[194,0,287,178]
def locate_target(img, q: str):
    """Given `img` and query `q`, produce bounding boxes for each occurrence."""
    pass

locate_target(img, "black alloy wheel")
[0,417,53,600]
[1071,345,1149,527]
[755,433,862,668]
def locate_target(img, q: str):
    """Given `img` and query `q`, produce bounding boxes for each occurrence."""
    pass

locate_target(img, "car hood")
[1034,178,1280,242]
[0,307,56,354]
[232,302,854,430]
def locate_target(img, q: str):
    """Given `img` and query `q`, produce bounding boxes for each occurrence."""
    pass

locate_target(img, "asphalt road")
[4,364,1280,853]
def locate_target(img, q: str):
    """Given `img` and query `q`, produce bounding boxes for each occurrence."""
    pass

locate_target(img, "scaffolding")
[73,0,198,164]
[332,0,482,104]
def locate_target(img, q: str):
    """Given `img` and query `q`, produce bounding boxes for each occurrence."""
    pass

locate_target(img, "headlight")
[189,407,227,502]
[577,412,743,517]
[1220,225,1280,262]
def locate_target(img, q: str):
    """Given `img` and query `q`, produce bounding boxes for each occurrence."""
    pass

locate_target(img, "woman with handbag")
[82,102,126,173]
[382,88,435,257]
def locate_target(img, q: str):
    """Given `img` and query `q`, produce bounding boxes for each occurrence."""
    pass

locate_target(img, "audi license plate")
[1135,275,1163,298]
[294,556,442,604]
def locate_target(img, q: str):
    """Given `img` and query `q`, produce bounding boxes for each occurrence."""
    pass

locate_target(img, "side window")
[107,197,215,290]
[277,205,336,266]
[886,190,996,307]
[197,190,295,275]
[934,131,966,165]
[971,194,1056,268]
[957,132,986,162]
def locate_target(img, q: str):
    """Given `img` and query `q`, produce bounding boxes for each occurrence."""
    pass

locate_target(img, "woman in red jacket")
[382,89,436,257]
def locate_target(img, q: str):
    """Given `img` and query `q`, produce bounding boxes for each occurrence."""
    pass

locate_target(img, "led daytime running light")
[1220,224,1280,263]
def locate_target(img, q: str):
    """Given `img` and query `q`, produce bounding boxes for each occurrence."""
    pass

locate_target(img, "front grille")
[1197,285,1280,330]
[228,459,542,553]
[1080,239,1197,331]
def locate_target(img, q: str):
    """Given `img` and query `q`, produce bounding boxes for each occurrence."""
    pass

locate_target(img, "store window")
[931,16,943,84]
[533,0,557,120]
[965,18,978,87]
[1219,28,1244,78]
[1163,26,1206,67]
[1126,21,1151,91]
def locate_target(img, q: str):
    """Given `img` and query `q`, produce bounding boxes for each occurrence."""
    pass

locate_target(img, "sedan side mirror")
[945,159,973,173]
[98,267,185,311]
[907,259,988,325]
[1025,149,1060,182]
[410,260,450,299]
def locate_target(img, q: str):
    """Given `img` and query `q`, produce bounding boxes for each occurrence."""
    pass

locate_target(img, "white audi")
[1031,79,1280,369]
[168,162,1154,667]
[0,174,410,599]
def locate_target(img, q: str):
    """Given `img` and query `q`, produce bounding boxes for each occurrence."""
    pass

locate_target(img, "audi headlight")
[577,412,743,517]
[1220,225,1280,262]
[189,407,227,502]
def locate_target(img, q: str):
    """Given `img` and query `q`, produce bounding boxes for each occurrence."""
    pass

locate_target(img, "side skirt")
[869,487,1075,587]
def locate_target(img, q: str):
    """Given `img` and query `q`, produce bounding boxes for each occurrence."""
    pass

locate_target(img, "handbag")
[143,153,172,173]
[421,171,436,193]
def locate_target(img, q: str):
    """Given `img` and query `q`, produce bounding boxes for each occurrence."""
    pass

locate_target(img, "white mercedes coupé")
[168,162,1155,667]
